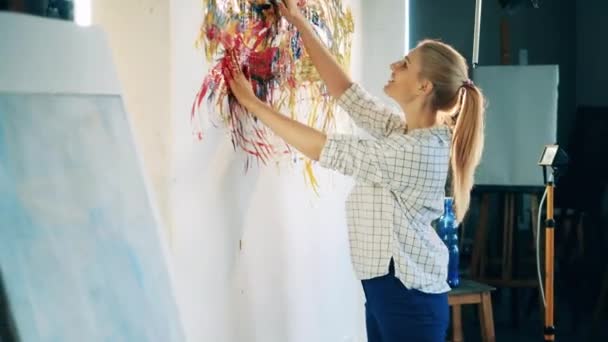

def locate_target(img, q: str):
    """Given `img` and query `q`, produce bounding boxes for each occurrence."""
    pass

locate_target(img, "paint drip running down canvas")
[191,0,353,188]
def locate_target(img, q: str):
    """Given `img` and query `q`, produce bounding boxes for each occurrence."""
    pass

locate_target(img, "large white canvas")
[0,95,184,341]
[474,65,559,187]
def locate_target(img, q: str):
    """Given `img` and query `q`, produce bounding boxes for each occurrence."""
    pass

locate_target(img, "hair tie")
[463,79,474,87]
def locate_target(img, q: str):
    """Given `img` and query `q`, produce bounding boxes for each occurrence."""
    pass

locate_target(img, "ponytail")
[451,84,485,221]
[415,39,485,220]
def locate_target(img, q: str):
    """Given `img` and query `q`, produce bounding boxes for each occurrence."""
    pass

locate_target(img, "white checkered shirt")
[319,83,451,294]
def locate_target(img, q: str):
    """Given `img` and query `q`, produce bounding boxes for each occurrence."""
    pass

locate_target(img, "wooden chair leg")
[452,305,464,342]
[480,292,496,342]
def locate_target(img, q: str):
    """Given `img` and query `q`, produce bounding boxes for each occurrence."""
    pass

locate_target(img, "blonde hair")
[416,39,485,221]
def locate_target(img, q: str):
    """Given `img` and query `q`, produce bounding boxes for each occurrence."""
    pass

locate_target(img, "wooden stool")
[448,279,496,342]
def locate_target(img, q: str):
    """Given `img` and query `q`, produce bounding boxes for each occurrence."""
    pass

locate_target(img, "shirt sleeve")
[336,83,405,139]
[318,134,404,188]
[319,130,451,191]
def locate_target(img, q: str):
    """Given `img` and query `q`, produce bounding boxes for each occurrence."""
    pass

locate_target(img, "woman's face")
[384,48,428,105]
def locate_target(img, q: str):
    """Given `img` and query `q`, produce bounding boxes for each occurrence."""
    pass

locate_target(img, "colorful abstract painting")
[191,0,353,187]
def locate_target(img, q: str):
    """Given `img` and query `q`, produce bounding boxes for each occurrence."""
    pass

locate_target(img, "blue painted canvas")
[0,94,184,341]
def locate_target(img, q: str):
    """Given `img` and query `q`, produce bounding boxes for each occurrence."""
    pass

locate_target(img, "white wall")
[92,0,172,232]
[360,0,408,102]
[169,1,377,341]
[91,0,408,340]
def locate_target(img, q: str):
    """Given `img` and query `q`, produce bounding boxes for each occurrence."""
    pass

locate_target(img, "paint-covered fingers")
[224,57,256,106]
[276,0,301,23]
[228,51,252,82]
[277,2,291,21]
[277,1,287,15]
[228,50,241,76]
[222,57,234,83]
[222,49,241,84]
[242,64,250,79]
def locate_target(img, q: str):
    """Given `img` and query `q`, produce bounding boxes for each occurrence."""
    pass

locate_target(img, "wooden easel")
[470,186,543,286]
[467,186,545,327]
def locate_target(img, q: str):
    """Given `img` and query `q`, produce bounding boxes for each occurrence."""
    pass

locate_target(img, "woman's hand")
[276,0,351,98]
[225,51,259,109]
[277,0,304,24]
[223,43,327,162]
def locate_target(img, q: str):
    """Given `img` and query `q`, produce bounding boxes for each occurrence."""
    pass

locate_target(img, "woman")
[225,0,485,341]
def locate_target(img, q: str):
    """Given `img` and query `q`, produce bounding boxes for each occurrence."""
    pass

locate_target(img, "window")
[74,0,91,26]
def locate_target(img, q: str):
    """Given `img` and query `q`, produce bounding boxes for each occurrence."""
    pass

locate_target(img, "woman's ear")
[418,79,434,95]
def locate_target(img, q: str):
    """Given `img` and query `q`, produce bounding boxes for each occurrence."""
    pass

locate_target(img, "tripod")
[543,178,555,341]
[538,144,568,341]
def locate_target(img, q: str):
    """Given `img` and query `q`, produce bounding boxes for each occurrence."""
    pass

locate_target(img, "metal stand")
[472,0,483,68]
[544,180,556,341]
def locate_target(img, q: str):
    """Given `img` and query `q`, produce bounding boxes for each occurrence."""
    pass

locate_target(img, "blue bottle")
[437,197,460,287]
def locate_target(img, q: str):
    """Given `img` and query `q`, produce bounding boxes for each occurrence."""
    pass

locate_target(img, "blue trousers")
[361,260,449,342]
